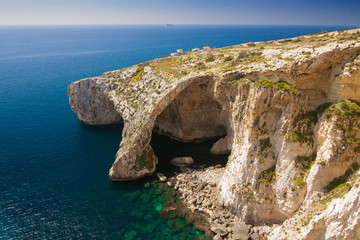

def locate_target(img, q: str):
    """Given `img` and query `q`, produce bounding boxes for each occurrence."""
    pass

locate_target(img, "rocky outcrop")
[68,77,122,125]
[69,29,360,239]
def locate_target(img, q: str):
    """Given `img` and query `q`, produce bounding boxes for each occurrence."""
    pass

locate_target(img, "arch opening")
[150,80,232,174]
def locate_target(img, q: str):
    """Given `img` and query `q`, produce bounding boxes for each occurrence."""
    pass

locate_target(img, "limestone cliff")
[68,29,360,239]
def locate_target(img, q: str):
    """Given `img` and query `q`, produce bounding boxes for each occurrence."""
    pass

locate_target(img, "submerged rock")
[170,157,194,168]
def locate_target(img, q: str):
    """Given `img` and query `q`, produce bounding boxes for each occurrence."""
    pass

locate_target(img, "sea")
[0,25,349,239]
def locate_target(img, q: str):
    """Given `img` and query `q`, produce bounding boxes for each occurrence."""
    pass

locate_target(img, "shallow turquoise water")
[0,25,348,239]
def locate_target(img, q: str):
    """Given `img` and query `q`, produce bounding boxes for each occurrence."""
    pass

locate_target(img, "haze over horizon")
[1,0,359,26]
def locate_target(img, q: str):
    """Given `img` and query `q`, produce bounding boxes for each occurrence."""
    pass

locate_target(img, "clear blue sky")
[0,0,359,26]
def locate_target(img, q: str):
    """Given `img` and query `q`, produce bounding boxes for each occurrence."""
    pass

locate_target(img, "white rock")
[156,173,167,182]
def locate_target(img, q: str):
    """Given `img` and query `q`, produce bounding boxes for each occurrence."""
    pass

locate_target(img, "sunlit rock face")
[69,29,360,239]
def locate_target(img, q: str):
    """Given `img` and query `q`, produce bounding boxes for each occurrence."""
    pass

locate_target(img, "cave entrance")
[150,80,232,175]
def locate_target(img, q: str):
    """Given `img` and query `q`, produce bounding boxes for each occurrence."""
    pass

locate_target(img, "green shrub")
[205,55,215,62]
[295,152,317,171]
[274,81,299,96]
[293,177,306,187]
[324,100,360,121]
[325,163,360,192]
[195,62,206,70]
[287,111,318,146]
[224,56,234,62]
[255,79,273,88]
[257,165,276,187]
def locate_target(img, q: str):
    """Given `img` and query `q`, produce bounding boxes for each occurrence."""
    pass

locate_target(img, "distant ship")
[165,24,174,27]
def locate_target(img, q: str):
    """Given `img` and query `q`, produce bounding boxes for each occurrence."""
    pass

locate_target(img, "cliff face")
[68,29,360,239]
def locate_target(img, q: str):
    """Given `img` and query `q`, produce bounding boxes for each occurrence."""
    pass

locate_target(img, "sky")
[0,0,359,26]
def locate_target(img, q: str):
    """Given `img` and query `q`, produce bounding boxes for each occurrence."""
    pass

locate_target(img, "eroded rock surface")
[69,29,360,239]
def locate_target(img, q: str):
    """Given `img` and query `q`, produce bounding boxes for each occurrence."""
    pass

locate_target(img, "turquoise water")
[0,25,349,239]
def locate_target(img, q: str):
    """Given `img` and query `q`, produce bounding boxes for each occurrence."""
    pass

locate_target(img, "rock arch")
[108,76,234,180]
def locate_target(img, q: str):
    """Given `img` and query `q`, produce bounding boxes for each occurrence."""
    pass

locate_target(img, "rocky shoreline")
[159,165,278,240]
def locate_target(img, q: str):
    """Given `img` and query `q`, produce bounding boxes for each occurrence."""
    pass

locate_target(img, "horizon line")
[0,23,356,28]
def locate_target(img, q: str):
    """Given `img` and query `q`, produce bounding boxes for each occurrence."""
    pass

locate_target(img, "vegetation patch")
[295,152,317,171]
[257,165,276,187]
[274,81,299,96]
[152,56,195,78]
[255,79,299,97]
[287,111,318,146]
[221,66,237,73]
[297,162,359,227]
[133,149,154,171]
[160,56,194,67]
[278,39,292,44]
[293,177,306,188]
[224,56,234,62]
[205,55,215,62]
[259,137,272,152]
[128,66,145,85]
[195,62,206,71]
[324,100,360,148]
[324,100,360,121]
[325,163,360,192]
[283,57,295,61]
[255,79,273,88]
[292,152,316,190]
[307,31,328,36]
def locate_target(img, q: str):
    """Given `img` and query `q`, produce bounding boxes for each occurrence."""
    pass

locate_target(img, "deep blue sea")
[0,25,349,239]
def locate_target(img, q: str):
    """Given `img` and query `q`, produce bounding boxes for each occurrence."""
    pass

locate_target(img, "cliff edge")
[68,29,360,239]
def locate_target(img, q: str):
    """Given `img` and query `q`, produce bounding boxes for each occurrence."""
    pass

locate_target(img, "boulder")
[213,233,223,240]
[170,157,194,167]
[233,221,250,240]
[211,222,228,237]
[210,137,231,155]
[249,232,260,240]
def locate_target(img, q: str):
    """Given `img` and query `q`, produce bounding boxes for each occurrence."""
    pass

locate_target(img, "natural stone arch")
[150,76,233,166]
[108,75,234,180]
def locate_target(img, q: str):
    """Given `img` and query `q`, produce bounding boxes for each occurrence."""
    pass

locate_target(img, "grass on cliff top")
[107,29,359,90]
[127,66,145,85]
[152,56,197,78]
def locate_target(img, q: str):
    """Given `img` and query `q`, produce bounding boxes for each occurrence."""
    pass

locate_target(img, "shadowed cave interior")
[150,81,231,175]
